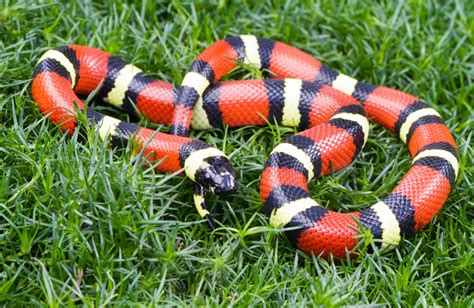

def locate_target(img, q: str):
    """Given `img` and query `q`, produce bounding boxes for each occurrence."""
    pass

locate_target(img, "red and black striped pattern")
[32,45,203,173]
[170,35,458,258]
[31,45,238,228]
[31,35,458,259]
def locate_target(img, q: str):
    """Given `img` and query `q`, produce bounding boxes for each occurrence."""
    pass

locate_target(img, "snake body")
[32,35,458,259]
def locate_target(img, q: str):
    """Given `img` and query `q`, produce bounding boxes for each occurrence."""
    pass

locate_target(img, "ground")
[0,0,472,306]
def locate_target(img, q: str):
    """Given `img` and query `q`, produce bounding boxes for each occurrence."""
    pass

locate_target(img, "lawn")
[0,0,472,306]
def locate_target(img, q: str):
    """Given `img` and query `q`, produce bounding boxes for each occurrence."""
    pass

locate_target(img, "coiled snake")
[32,35,458,259]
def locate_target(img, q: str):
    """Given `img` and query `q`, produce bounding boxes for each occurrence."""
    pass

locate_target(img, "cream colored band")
[412,149,459,178]
[371,201,401,246]
[184,147,226,181]
[38,50,77,87]
[193,194,209,218]
[282,79,303,127]
[399,108,441,143]
[105,64,142,107]
[270,198,319,228]
[331,74,358,96]
[331,112,370,143]
[271,143,314,180]
[240,35,262,68]
[191,97,213,130]
[181,72,211,95]
[98,116,121,140]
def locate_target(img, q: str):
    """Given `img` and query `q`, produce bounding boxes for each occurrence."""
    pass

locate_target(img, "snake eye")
[194,156,237,195]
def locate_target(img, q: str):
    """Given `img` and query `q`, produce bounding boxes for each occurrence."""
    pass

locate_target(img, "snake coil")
[32,35,458,259]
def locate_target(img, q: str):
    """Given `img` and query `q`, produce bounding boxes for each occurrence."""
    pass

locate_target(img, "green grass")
[0,0,473,306]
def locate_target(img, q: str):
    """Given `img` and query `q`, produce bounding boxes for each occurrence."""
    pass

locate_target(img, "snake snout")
[195,156,238,195]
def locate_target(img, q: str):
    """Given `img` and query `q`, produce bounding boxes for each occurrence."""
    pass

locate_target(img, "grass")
[0,0,472,306]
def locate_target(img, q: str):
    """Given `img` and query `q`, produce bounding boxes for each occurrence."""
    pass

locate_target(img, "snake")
[31,35,458,259]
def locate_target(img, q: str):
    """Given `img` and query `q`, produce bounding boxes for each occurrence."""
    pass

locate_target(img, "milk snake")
[31,35,458,259]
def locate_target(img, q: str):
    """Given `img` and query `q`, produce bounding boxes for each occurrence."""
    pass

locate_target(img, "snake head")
[195,156,237,194]
[184,147,238,195]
